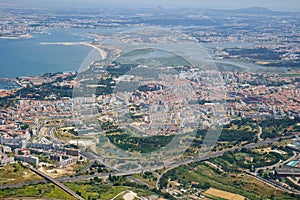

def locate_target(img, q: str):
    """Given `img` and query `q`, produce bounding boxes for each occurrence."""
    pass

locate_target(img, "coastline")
[40,42,107,59]
[0,33,33,40]
[0,78,22,91]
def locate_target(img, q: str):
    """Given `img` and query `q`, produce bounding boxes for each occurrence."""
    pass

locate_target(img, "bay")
[0,29,101,78]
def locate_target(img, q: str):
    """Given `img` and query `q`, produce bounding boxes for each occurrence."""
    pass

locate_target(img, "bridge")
[29,165,84,200]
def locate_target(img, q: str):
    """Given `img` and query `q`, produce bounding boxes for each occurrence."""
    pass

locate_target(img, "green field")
[161,162,297,200]
[0,183,73,199]
[132,172,158,188]
[0,163,42,185]
[0,181,155,200]
[116,48,191,67]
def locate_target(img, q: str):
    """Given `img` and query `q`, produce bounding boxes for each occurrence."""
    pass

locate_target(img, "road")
[257,125,263,141]
[152,172,161,190]
[110,190,128,200]
[256,151,298,172]
[48,127,64,145]
[126,176,155,190]
[155,134,298,190]
[29,165,84,200]
[76,159,96,175]
[1,134,298,195]
[245,171,300,195]
[62,134,299,189]
[79,150,155,190]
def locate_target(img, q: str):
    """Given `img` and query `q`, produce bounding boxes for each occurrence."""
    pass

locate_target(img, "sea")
[0,28,114,89]
[0,27,253,90]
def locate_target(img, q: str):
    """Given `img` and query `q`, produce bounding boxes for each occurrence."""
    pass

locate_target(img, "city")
[0,1,300,200]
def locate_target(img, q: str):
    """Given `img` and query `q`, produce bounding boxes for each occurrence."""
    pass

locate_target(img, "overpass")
[29,165,84,200]
[2,134,298,195]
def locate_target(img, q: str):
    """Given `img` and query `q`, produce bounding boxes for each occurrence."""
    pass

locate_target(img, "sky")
[1,0,300,12]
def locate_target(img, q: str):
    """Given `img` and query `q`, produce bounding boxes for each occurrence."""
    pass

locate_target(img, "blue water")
[0,29,103,78]
[0,80,21,90]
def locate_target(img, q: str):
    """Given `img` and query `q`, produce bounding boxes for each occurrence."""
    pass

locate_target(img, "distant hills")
[205,7,298,16]
[233,7,274,14]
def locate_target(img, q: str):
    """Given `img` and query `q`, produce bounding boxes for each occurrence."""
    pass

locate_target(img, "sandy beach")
[40,42,107,59]
[81,42,107,59]
[0,33,33,40]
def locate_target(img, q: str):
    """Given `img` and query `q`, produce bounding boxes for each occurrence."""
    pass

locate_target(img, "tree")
[76,191,82,196]
[258,169,264,177]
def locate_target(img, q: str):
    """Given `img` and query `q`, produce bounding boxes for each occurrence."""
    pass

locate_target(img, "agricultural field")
[204,188,245,200]
[0,163,42,185]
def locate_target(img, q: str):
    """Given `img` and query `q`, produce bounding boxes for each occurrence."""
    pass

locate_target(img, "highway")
[48,127,64,145]
[1,134,299,196]
[155,134,299,190]
[29,165,84,200]
[54,135,300,188]
[255,151,297,172]
[76,159,96,175]
[126,176,155,190]
[245,171,300,195]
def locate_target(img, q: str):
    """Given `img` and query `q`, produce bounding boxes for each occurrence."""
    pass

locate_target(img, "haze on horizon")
[1,0,299,12]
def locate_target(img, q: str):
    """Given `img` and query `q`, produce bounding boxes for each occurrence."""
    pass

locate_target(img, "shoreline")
[40,42,107,59]
[0,78,22,91]
[0,33,33,40]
